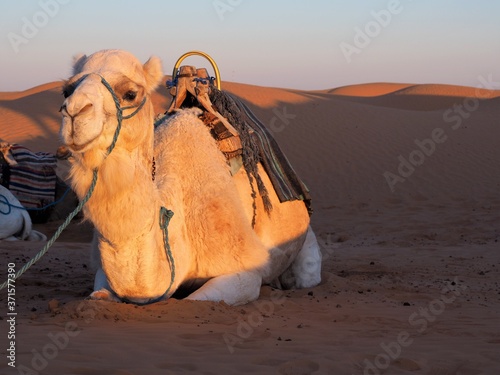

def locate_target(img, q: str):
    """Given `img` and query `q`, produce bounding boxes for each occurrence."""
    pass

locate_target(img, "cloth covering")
[7,144,57,208]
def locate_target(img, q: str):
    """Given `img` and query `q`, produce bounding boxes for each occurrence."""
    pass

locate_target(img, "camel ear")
[72,53,87,75]
[143,56,163,92]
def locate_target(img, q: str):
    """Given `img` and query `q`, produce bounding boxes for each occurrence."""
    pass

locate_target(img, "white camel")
[59,49,321,305]
[0,185,47,241]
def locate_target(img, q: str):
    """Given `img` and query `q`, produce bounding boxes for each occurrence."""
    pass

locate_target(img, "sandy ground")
[0,78,499,375]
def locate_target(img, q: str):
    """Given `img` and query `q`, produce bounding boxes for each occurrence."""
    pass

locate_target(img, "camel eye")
[62,90,70,98]
[123,91,137,101]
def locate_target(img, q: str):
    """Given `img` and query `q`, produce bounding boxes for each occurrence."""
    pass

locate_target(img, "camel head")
[59,50,163,164]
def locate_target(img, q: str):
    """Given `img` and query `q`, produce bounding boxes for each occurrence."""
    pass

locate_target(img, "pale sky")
[1,0,499,91]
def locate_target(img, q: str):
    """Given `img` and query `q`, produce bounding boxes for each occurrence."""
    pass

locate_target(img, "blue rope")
[0,186,72,215]
[166,77,178,89]
[193,76,215,85]
[0,193,11,215]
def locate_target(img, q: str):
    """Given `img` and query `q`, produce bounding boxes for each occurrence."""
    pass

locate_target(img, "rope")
[166,76,178,89]
[193,77,215,85]
[99,77,146,156]
[0,169,97,290]
[159,206,175,296]
[0,186,71,215]
[0,194,12,215]
[0,74,145,291]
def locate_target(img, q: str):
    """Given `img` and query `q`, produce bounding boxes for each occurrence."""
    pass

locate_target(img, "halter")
[97,74,147,156]
[98,74,176,302]
[0,73,176,304]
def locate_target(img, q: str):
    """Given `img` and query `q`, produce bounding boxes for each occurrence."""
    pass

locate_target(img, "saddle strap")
[199,111,243,160]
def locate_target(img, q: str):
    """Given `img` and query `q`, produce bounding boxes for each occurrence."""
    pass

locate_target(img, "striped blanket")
[7,144,57,209]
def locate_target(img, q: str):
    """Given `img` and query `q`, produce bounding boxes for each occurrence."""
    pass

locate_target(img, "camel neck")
[87,145,157,241]
[80,145,180,301]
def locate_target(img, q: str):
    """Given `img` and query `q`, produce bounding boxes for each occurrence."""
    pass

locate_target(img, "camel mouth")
[67,141,91,153]
[65,131,102,154]
[65,137,97,153]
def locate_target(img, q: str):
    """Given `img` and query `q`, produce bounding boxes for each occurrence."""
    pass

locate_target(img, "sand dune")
[1,80,499,374]
[391,83,500,98]
[326,83,500,111]
[327,82,413,97]
[0,82,62,101]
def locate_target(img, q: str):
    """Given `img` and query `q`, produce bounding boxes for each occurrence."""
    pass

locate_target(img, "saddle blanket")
[227,94,313,215]
[8,144,57,208]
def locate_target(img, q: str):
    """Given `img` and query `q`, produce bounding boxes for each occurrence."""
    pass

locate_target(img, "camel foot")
[274,226,322,289]
[89,289,120,302]
[292,226,322,288]
[91,268,120,301]
[185,271,262,306]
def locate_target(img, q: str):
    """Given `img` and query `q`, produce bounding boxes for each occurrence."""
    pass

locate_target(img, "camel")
[59,49,321,305]
[0,185,47,241]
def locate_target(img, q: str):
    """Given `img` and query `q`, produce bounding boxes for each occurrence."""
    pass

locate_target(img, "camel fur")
[59,49,321,305]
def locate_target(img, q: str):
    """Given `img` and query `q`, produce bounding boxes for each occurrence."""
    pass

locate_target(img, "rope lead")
[159,207,175,297]
[0,169,98,290]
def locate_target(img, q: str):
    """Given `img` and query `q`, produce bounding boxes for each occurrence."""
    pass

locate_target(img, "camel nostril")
[59,104,67,113]
[79,103,93,114]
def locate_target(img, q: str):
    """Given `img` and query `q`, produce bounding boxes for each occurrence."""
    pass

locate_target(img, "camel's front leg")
[89,268,121,302]
[185,271,262,306]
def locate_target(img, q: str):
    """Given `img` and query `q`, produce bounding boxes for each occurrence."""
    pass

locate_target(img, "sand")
[0,79,499,375]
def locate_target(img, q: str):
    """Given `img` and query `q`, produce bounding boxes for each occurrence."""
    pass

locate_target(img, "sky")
[0,0,499,91]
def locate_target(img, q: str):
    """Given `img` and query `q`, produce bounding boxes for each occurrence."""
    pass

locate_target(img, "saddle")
[165,61,245,174]
[161,51,312,218]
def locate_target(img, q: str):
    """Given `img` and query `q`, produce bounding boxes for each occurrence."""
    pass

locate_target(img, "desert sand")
[0,78,499,375]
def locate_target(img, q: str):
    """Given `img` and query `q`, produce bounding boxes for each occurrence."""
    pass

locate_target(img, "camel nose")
[78,103,93,114]
[60,100,93,118]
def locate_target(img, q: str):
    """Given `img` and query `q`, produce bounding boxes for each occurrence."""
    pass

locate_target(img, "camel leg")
[26,230,47,241]
[89,268,120,302]
[275,226,322,289]
[3,236,20,241]
[291,225,322,288]
[185,271,262,306]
